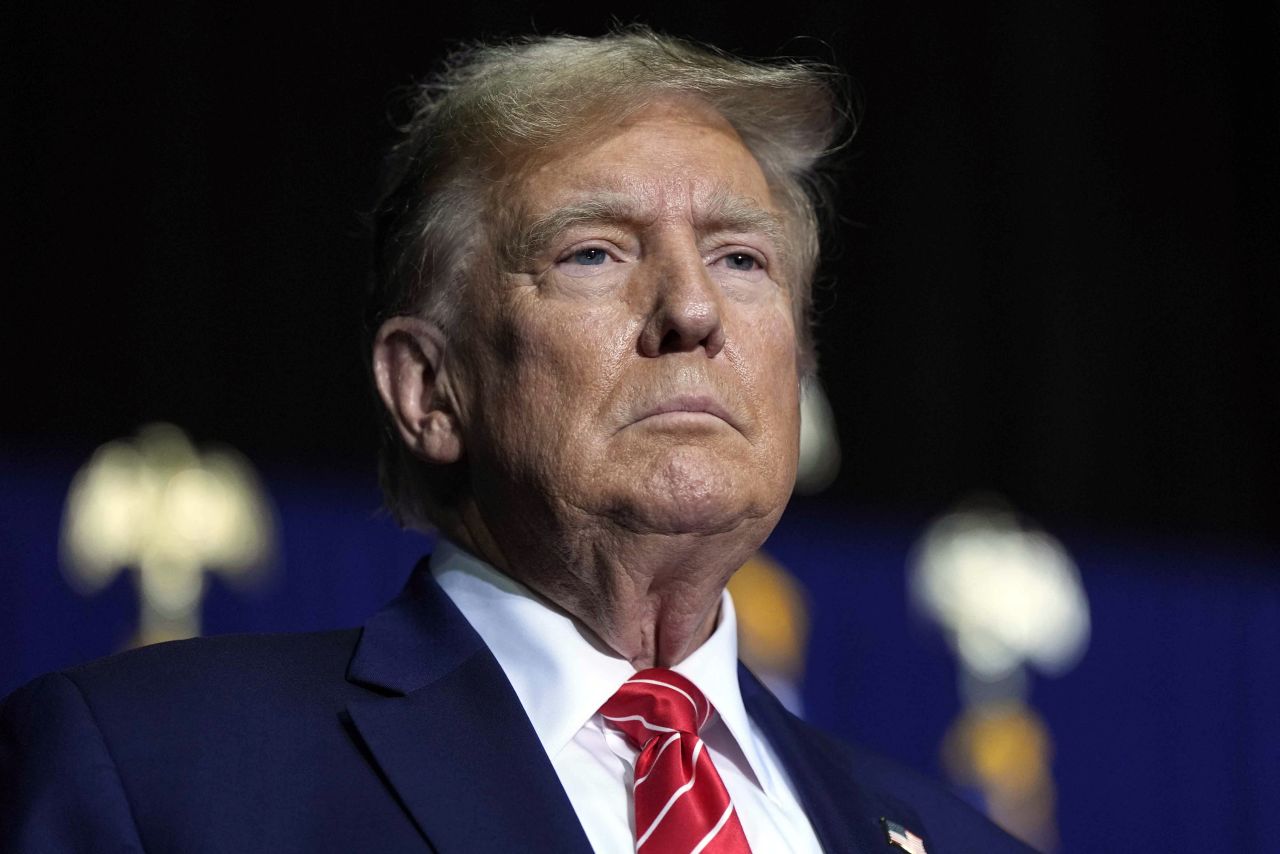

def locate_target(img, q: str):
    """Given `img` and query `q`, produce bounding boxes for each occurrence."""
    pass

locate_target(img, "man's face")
[449,99,800,538]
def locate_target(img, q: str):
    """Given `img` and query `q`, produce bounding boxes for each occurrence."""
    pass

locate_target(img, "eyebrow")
[507,188,789,267]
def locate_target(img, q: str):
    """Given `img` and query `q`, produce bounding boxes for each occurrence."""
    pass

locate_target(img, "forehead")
[508,98,777,222]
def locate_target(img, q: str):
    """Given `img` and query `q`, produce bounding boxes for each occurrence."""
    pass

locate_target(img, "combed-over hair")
[368,27,845,531]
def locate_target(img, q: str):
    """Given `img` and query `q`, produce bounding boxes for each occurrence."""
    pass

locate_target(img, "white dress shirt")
[432,539,824,854]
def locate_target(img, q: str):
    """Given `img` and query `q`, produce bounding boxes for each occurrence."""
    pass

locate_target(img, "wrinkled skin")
[375,98,801,667]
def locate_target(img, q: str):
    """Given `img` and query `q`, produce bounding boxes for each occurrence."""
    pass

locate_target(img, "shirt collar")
[430,538,765,779]
[432,538,634,758]
[667,586,761,777]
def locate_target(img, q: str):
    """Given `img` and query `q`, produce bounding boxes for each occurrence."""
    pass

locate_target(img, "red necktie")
[600,668,753,853]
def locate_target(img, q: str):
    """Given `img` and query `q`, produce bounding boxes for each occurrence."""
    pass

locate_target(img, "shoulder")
[3,628,364,744]
[0,630,364,853]
[740,668,1038,854]
[62,628,362,694]
[793,715,1039,854]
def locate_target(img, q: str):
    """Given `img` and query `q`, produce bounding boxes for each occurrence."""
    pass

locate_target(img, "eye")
[711,250,768,280]
[554,243,624,279]
[570,247,608,266]
[722,252,759,272]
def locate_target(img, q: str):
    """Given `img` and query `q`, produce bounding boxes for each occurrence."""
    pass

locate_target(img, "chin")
[606,446,787,536]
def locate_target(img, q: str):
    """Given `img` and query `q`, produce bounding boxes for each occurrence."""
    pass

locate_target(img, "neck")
[445,499,770,669]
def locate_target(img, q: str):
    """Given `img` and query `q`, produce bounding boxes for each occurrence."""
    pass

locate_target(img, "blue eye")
[724,253,758,271]
[572,247,608,265]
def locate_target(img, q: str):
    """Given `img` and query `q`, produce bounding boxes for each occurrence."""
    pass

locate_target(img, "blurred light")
[910,504,1090,682]
[61,423,276,647]
[910,498,1089,852]
[795,377,841,495]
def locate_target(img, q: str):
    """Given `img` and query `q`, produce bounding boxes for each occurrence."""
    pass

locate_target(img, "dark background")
[4,2,1277,549]
[4,7,1279,850]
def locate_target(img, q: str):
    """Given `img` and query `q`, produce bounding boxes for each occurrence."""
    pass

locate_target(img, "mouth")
[631,394,738,432]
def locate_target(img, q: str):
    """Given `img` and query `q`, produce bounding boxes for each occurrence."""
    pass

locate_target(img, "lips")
[631,393,738,431]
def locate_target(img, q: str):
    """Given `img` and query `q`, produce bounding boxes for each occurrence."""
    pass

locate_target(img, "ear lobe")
[372,316,464,465]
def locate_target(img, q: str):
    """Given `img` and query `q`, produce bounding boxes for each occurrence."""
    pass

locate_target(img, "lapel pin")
[881,818,928,854]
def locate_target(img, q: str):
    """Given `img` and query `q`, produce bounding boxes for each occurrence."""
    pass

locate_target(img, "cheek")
[510,305,631,389]
[485,297,636,448]
[735,303,800,400]
[734,308,802,485]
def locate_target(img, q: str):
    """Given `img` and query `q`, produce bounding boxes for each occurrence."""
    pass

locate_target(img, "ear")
[372,316,464,465]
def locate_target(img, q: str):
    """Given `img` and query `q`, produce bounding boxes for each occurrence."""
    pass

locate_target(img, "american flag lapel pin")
[881,818,928,854]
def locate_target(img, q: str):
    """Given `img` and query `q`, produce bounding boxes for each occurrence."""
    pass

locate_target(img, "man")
[2,30,1034,854]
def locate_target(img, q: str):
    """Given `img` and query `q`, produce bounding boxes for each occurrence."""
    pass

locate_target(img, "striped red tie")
[600,668,753,853]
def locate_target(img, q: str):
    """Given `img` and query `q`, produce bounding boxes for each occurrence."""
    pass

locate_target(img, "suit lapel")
[345,559,593,854]
[739,665,927,854]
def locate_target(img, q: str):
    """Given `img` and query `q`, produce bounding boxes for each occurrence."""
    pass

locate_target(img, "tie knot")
[599,668,712,748]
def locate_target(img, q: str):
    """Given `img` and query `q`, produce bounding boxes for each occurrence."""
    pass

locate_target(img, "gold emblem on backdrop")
[60,423,276,648]
[729,552,811,715]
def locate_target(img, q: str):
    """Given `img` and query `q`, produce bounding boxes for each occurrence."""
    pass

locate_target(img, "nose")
[637,243,726,359]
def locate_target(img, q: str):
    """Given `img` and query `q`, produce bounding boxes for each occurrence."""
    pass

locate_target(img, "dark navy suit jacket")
[1,559,1035,853]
